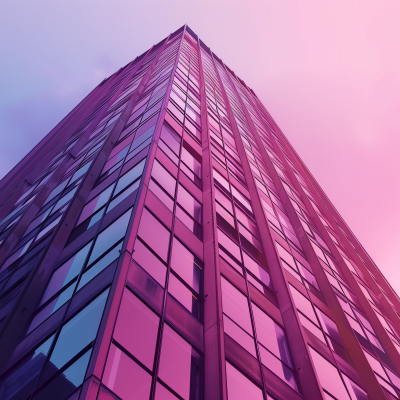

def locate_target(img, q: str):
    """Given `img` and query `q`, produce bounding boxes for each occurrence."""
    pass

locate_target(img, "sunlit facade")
[0,25,400,400]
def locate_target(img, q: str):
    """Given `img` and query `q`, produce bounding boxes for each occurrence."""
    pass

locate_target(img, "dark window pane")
[103,344,152,400]
[77,185,114,226]
[114,289,159,370]
[88,209,132,265]
[77,242,122,290]
[137,208,170,262]
[40,242,92,306]
[114,159,146,196]
[48,289,109,371]
[32,349,92,400]
[0,335,55,400]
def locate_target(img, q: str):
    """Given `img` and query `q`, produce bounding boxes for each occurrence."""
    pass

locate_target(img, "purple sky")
[1,0,399,293]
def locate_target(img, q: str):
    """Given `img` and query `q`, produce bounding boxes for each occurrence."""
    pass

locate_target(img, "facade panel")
[0,25,399,400]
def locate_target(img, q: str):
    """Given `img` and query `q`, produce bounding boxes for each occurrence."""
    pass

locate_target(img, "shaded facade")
[0,25,399,400]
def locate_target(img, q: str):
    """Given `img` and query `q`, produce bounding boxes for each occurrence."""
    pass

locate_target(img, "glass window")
[217,229,241,262]
[0,335,55,400]
[176,185,201,224]
[114,158,146,196]
[103,344,152,400]
[168,273,200,319]
[243,252,272,289]
[114,289,159,370]
[40,242,92,306]
[149,179,174,211]
[88,209,132,265]
[76,185,114,226]
[151,160,176,198]
[158,324,201,400]
[32,349,92,400]
[170,238,201,293]
[160,123,181,155]
[48,290,108,370]
[137,208,170,262]
[289,285,319,325]
[225,362,263,400]
[309,347,350,400]
[155,383,180,400]
[342,374,369,400]
[77,242,122,290]
[132,239,167,287]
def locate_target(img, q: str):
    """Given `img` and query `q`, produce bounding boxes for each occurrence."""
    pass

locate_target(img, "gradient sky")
[1,0,399,293]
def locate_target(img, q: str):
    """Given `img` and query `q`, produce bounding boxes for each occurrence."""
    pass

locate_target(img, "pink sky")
[1,0,399,292]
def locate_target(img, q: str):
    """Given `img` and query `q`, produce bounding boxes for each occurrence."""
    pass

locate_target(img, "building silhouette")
[0,25,399,400]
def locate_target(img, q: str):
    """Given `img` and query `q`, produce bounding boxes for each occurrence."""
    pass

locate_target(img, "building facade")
[0,25,399,400]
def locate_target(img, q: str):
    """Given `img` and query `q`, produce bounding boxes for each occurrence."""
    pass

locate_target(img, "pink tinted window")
[149,179,174,211]
[151,160,176,197]
[242,252,271,289]
[215,187,233,213]
[252,303,292,368]
[114,289,159,370]
[221,277,252,334]
[132,239,167,287]
[170,238,201,293]
[309,347,351,400]
[276,243,296,270]
[154,383,179,400]
[137,208,170,262]
[289,285,318,325]
[158,325,192,400]
[103,344,152,400]
[177,185,201,223]
[217,229,241,262]
[97,387,118,400]
[160,124,181,155]
[258,346,297,391]
[181,147,201,177]
[226,362,263,400]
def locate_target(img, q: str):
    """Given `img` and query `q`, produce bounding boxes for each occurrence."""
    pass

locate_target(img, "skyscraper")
[0,24,399,400]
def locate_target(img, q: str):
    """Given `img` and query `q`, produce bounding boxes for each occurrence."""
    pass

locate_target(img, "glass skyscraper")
[0,25,400,400]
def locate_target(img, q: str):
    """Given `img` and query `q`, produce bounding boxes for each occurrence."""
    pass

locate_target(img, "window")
[309,347,350,400]
[137,208,170,262]
[158,324,201,400]
[252,303,297,390]
[27,243,92,334]
[221,277,255,356]
[39,289,109,386]
[114,289,159,370]
[225,362,263,400]
[87,209,132,265]
[103,344,152,400]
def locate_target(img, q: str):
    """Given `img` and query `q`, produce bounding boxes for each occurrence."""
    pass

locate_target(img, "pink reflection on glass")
[132,239,167,287]
[158,325,192,400]
[114,289,159,370]
[103,344,152,400]
[226,362,263,400]
[137,208,170,262]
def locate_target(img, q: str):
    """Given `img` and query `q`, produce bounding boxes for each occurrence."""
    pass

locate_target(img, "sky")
[1,0,399,293]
